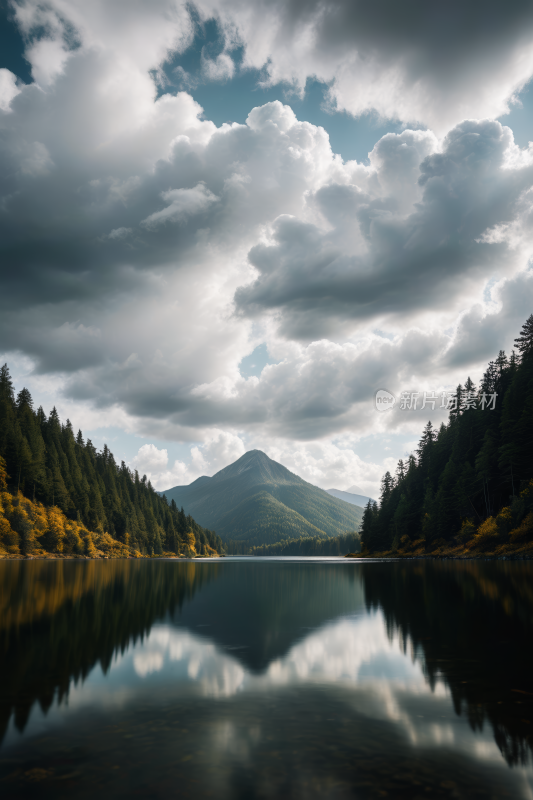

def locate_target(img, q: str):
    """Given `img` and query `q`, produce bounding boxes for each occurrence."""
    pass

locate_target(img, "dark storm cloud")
[238,0,533,64]
[206,0,533,132]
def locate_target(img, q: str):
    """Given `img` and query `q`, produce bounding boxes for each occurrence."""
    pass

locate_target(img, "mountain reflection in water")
[1,558,532,799]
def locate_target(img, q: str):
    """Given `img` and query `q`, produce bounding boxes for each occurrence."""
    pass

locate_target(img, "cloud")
[0,69,21,112]
[13,1,533,135]
[132,443,169,474]
[199,0,533,134]
[236,121,533,339]
[190,430,245,474]
[256,439,385,496]
[106,227,133,240]
[130,431,245,490]
[1,2,533,485]
[20,141,55,176]
[201,52,235,82]
[131,443,190,489]
[141,183,220,228]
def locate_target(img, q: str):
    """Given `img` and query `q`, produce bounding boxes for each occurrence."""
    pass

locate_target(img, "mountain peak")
[237,449,270,462]
[212,449,294,484]
[161,449,363,545]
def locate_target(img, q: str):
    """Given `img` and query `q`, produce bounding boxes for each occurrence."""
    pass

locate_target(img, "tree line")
[361,314,533,553]
[225,530,361,556]
[0,366,223,556]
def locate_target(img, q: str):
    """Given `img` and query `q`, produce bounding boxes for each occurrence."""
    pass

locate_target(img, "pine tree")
[514,313,533,355]
[0,364,14,401]
[481,361,498,393]
[395,459,406,483]
[380,472,394,504]
[17,388,34,409]
[416,421,436,469]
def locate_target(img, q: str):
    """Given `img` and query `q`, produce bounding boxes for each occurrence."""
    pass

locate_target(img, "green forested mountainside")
[361,315,533,554]
[0,366,223,557]
[162,450,363,546]
[217,490,328,546]
[226,530,361,556]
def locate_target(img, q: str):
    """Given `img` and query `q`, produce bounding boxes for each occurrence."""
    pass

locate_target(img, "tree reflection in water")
[0,559,216,741]
[1,558,533,798]
[362,560,533,766]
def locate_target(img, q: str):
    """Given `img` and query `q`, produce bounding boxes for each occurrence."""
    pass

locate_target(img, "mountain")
[161,450,363,546]
[326,488,375,508]
[347,483,364,494]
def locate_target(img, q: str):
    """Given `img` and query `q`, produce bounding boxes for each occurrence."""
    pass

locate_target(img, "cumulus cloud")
[13,1,533,135]
[190,430,245,474]
[198,0,533,134]
[132,443,169,475]
[236,121,533,339]
[131,431,245,490]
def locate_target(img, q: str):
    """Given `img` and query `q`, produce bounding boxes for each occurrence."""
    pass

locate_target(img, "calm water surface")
[1,557,533,799]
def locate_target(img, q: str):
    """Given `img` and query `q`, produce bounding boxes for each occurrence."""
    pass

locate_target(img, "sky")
[1,0,533,497]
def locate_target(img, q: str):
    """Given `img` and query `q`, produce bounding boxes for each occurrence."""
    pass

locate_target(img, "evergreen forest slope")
[162,450,363,546]
[0,366,223,558]
[361,315,533,556]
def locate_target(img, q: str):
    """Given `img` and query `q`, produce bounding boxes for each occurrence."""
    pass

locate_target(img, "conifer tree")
[514,314,533,355]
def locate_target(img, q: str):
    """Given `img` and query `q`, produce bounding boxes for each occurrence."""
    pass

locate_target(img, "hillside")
[0,365,223,558]
[326,488,375,508]
[162,450,363,546]
[361,314,533,556]
[249,530,361,557]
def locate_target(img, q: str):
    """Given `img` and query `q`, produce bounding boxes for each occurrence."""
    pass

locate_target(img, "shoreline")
[2,552,532,562]
[346,553,533,561]
[344,549,533,561]
[0,553,224,561]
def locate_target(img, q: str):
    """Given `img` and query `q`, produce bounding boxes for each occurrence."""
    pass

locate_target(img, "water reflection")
[1,558,533,799]
[363,561,533,766]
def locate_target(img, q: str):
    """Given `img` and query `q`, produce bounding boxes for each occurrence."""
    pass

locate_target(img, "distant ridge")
[161,450,363,546]
[325,488,375,509]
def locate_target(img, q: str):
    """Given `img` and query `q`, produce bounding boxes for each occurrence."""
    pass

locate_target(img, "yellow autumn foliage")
[509,512,533,544]
[183,530,197,557]
[0,456,142,559]
[469,516,499,548]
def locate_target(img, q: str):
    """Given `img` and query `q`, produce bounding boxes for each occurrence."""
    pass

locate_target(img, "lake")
[1,557,532,798]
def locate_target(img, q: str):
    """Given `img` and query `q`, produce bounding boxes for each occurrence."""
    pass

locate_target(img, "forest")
[361,315,533,555]
[0,366,224,558]
[226,530,361,556]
